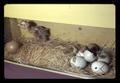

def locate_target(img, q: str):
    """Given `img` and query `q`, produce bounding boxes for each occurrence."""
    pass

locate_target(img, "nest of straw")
[4,37,115,79]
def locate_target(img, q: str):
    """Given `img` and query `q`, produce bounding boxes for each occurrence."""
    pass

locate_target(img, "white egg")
[97,51,110,64]
[83,50,97,62]
[91,61,109,74]
[70,56,87,69]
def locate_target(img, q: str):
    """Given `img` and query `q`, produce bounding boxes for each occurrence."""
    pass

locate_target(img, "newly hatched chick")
[18,20,50,42]
[87,43,100,56]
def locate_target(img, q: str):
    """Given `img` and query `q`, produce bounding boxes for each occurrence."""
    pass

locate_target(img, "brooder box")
[4,17,115,79]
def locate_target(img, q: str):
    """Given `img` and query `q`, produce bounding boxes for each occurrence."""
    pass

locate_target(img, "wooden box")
[4,17,115,79]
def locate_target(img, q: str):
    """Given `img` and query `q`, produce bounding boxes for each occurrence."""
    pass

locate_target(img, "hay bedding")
[4,38,115,79]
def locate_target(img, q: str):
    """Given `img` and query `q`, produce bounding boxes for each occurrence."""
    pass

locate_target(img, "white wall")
[4,4,115,28]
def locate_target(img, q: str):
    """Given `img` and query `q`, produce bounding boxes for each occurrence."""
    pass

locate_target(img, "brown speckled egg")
[5,40,20,54]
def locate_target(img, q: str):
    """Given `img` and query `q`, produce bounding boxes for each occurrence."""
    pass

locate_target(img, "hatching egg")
[91,61,109,74]
[70,56,87,69]
[97,51,110,64]
[83,50,97,62]
[5,40,20,54]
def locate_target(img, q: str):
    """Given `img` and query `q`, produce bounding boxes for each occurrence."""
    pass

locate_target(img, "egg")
[91,61,109,74]
[83,50,97,62]
[70,56,87,69]
[97,51,110,64]
[5,40,20,54]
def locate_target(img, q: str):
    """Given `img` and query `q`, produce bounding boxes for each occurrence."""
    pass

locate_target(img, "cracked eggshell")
[83,50,97,62]
[70,56,87,69]
[76,46,87,57]
[76,51,84,57]
[97,51,110,64]
[91,61,109,74]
